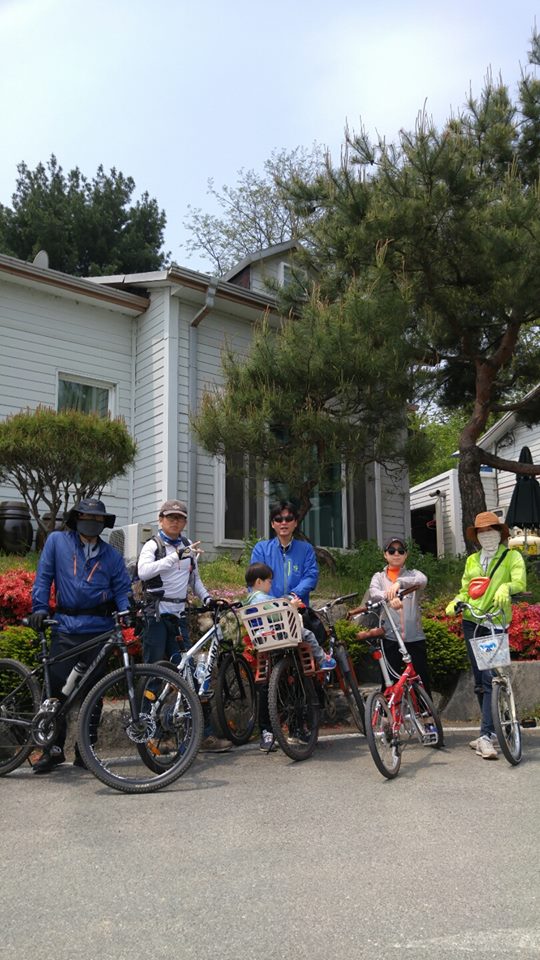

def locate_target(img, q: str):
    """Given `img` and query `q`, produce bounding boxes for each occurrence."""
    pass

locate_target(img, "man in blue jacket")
[250,501,319,606]
[28,498,131,773]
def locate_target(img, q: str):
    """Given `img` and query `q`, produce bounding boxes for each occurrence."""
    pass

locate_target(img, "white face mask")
[477,529,501,555]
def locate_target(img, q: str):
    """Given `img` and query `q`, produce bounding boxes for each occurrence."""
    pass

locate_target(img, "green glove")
[445,600,457,616]
[493,584,510,606]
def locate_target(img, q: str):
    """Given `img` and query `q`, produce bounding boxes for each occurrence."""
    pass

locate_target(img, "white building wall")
[131,289,167,523]
[0,276,134,522]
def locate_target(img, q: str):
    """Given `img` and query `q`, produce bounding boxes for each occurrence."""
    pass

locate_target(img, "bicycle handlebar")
[313,592,358,614]
[454,601,506,625]
[348,584,420,619]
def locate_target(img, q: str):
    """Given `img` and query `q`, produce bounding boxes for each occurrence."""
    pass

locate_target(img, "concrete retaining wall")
[441,661,540,722]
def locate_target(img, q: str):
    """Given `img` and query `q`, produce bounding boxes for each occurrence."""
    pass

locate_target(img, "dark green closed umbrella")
[505,446,540,530]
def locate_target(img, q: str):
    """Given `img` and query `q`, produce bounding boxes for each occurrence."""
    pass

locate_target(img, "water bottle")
[61,661,86,696]
[194,652,211,694]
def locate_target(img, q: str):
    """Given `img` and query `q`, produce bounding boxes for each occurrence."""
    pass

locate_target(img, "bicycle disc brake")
[125,713,157,744]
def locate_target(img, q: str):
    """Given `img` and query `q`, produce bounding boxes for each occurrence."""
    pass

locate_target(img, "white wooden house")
[0,246,412,557]
[410,407,540,557]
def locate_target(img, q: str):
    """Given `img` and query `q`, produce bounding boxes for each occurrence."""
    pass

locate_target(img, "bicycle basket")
[240,599,303,652]
[471,630,511,670]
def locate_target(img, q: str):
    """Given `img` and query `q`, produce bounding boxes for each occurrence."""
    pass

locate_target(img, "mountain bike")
[0,615,203,793]
[311,593,366,734]
[147,599,256,764]
[454,600,522,765]
[240,597,320,761]
[352,586,443,779]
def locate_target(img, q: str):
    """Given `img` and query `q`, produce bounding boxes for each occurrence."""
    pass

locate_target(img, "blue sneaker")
[318,656,336,671]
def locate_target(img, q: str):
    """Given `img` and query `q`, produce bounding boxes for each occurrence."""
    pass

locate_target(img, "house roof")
[222,240,300,283]
[0,252,149,315]
[89,262,281,321]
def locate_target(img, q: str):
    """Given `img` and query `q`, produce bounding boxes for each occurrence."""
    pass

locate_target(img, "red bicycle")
[352,586,444,779]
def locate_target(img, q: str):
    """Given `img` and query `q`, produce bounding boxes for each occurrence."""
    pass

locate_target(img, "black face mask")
[76,518,105,538]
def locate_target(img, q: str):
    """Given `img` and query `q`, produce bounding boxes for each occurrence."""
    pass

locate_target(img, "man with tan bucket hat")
[445,512,526,760]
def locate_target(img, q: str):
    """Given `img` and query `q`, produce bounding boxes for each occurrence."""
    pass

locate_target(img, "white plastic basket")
[471,629,511,670]
[240,598,303,652]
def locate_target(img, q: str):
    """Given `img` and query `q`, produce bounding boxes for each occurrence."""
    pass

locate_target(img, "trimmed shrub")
[423,617,470,693]
[0,624,40,668]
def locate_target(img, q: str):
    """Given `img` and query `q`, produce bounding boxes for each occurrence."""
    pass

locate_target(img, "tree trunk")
[458,446,486,551]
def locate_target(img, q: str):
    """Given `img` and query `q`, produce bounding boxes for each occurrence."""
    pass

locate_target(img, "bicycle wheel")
[404,682,444,748]
[492,677,522,765]
[365,690,401,779]
[341,664,366,735]
[77,664,203,794]
[268,654,319,761]
[0,659,41,775]
[215,653,256,745]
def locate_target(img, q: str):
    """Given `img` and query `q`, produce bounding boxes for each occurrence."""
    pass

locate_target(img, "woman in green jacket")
[446,512,526,760]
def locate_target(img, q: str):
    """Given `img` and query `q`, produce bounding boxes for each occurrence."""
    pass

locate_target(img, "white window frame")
[214,457,268,548]
[56,371,118,495]
[57,371,116,418]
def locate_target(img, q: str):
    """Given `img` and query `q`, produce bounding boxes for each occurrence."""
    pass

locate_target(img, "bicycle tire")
[492,677,522,765]
[0,658,41,775]
[215,652,256,745]
[404,682,444,748]
[268,654,319,761]
[365,690,401,779]
[77,664,203,793]
[341,661,366,735]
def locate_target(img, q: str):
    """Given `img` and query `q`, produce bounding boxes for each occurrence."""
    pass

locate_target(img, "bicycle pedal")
[199,690,215,701]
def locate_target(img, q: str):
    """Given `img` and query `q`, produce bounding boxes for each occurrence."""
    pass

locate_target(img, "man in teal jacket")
[446,511,526,760]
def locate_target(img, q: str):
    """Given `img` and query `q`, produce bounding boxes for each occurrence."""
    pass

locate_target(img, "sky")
[0,0,539,272]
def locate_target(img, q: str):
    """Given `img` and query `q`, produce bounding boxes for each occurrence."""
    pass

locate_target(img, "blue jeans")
[462,620,494,737]
[142,613,189,665]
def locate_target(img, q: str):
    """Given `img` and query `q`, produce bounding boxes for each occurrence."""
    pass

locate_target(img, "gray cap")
[159,499,188,517]
[383,536,407,551]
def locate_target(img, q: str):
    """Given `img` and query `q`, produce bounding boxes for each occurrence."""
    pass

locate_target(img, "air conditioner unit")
[105,523,156,563]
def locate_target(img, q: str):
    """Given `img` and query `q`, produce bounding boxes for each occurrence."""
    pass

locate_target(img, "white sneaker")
[469,734,497,751]
[475,735,498,760]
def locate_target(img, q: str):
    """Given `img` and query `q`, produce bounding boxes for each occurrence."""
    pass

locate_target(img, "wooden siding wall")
[249,256,283,295]
[188,307,256,549]
[489,422,540,512]
[0,278,134,524]
[131,289,167,522]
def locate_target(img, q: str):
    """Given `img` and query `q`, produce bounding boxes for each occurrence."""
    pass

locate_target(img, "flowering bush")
[0,568,36,627]
[425,600,540,661]
[508,603,540,660]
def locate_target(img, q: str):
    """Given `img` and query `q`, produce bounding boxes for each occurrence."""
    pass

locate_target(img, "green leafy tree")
[290,42,540,544]
[0,155,168,275]
[409,410,471,486]
[0,407,137,537]
[192,274,429,519]
[183,145,324,275]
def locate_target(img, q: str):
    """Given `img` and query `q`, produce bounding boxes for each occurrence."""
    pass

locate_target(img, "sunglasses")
[386,547,406,555]
[164,514,186,521]
[273,514,295,523]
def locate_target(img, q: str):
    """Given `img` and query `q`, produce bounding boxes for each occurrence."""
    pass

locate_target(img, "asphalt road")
[2,726,539,960]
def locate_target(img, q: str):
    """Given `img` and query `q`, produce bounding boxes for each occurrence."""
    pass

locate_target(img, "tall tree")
[182,145,324,275]
[289,45,540,544]
[0,155,168,275]
[192,273,428,519]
